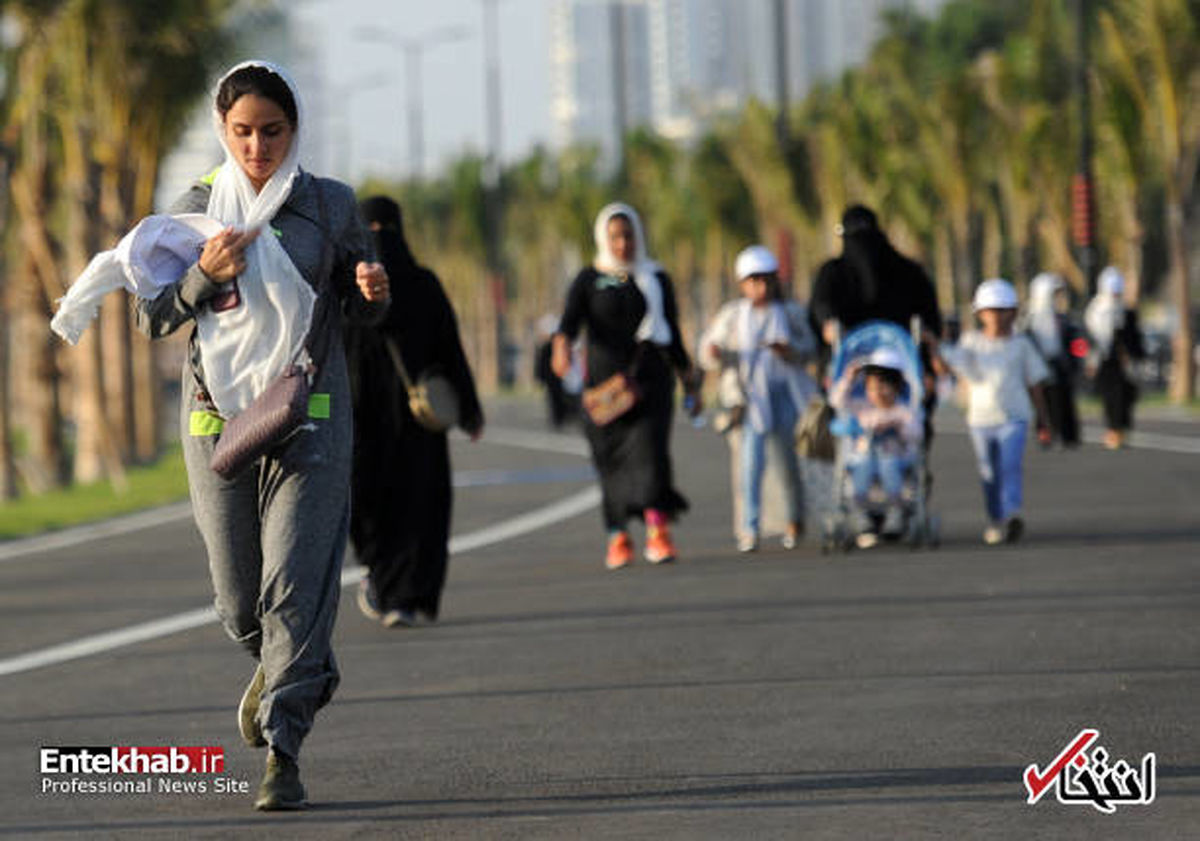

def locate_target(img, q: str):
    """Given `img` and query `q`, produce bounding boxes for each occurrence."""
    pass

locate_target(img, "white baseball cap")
[734,245,779,281]
[863,347,906,373]
[972,278,1019,311]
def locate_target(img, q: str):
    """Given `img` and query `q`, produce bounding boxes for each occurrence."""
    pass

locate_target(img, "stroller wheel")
[927,514,941,549]
[822,517,843,554]
[906,517,924,549]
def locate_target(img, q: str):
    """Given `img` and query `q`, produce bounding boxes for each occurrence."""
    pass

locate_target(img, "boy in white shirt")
[930,279,1051,544]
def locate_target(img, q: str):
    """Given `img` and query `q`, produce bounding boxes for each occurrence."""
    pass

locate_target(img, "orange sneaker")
[644,526,676,564]
[605,532,634,570]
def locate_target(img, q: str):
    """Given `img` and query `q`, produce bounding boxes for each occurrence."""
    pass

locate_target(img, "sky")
[293,0,552,183]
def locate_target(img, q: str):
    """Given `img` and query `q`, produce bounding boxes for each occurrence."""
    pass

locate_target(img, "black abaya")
[558,267,690,531]
[345,218,483,618]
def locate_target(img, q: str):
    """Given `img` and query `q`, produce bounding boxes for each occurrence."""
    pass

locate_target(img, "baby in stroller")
[826,322,932,549]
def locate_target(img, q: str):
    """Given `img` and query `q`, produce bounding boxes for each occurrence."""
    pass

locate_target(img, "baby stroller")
[821,319,939,552]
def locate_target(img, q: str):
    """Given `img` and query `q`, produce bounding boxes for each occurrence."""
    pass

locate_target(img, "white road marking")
[0,503,194,563]
[0,427,589,564]
[0,486,600,678]
[0,428,597,677]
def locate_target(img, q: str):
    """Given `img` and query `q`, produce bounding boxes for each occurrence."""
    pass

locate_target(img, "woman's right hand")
[550,333,572,380]
[199,226,260,283]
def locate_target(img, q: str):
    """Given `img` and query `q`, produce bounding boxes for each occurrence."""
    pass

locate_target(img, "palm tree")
[1099,0,1200,401]
[689,133,756,321]
[4,6,70,490]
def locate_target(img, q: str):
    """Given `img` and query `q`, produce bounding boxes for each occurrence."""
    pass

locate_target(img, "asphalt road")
[0,396,1197,839]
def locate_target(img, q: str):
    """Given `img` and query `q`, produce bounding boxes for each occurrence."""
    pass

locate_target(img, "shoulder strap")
[302,179,336,372]
[385,337,418,394]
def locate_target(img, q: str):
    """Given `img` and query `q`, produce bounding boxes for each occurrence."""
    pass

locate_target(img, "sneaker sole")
[238,665,267,749]
[253,795,307,811]
[382,610,417,628]
[356,579,382,621]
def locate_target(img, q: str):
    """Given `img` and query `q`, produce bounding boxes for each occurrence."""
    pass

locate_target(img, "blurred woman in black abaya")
[347,196,484,628]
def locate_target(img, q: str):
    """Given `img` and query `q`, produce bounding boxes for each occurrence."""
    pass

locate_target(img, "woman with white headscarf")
[551,203,698,570]
[1022,272,1082,447]
[1085,266,1144,449]
[135,62,390,810]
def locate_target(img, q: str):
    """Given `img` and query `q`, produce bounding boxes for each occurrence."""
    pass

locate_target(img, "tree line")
[0,0,1197,501]
[368,0,1198,408]
[0,0,240,498]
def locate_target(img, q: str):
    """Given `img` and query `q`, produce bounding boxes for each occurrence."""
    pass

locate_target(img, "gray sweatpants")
[181,351,353,760]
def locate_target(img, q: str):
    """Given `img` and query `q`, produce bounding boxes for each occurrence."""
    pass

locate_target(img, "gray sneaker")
[356,577,383,622]
[382,608,417,628]
[237,664,266,748]
[253,749,306,811]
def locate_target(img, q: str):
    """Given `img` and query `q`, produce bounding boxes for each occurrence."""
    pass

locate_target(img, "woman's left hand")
[356,261,390,302]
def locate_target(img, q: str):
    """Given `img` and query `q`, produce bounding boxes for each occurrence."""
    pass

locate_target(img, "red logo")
[1025,729,1155,813]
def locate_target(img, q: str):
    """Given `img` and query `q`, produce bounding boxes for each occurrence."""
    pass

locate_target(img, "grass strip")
[0,447,189,540]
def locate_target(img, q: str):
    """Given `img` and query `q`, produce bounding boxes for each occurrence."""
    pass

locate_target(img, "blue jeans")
[740,383,802,535]
[968,421,1028,522]
[846,447,911,503]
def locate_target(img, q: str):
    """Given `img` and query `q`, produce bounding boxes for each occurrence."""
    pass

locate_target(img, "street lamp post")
[355,25,472,179]
[481,0,506,388]
[773,0,789,146]
[1072,0,1098,296]
[325,72,391,181]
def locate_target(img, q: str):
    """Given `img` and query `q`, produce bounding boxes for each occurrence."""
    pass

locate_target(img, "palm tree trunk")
[0,306,17,500]
[1165,188,1195,401]
[0,150,18,499]
[0,160,16,494]
[950,211,974,327]
[8,119,68,489]
[130,132,163,461]
[933,223,956,327]
[98,157,135,461]
[101,293,135,461]
[703,224,724,325]
[16,276,69,491]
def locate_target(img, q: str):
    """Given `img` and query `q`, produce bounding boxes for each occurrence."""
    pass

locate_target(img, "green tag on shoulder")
[308,393,331,419]
[189,410,224,436]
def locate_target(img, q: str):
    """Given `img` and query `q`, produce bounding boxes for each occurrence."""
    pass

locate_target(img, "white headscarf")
[50,214,224,344]
[196,60,316,418]
[1085,266,1126,358]
[592,202,672,346]
[1026,272,1064,359]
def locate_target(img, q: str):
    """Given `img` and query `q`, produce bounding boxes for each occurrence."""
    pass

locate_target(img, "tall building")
[549,0,946,168]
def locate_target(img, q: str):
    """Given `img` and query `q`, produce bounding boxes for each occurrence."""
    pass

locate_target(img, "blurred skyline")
[158,0,950,201]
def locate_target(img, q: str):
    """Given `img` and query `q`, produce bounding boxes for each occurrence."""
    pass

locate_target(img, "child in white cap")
[829,347,923,545]
[930,279,1051,544]
[701,245,816,552]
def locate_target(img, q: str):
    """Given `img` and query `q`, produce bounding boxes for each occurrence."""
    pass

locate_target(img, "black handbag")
[210,364,312,479]
[384,338,460,432]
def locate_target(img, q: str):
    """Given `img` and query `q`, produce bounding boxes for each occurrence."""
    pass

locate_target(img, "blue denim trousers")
[846,446,912,503]
[967,420,1028,522]
[740,382,802,535]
